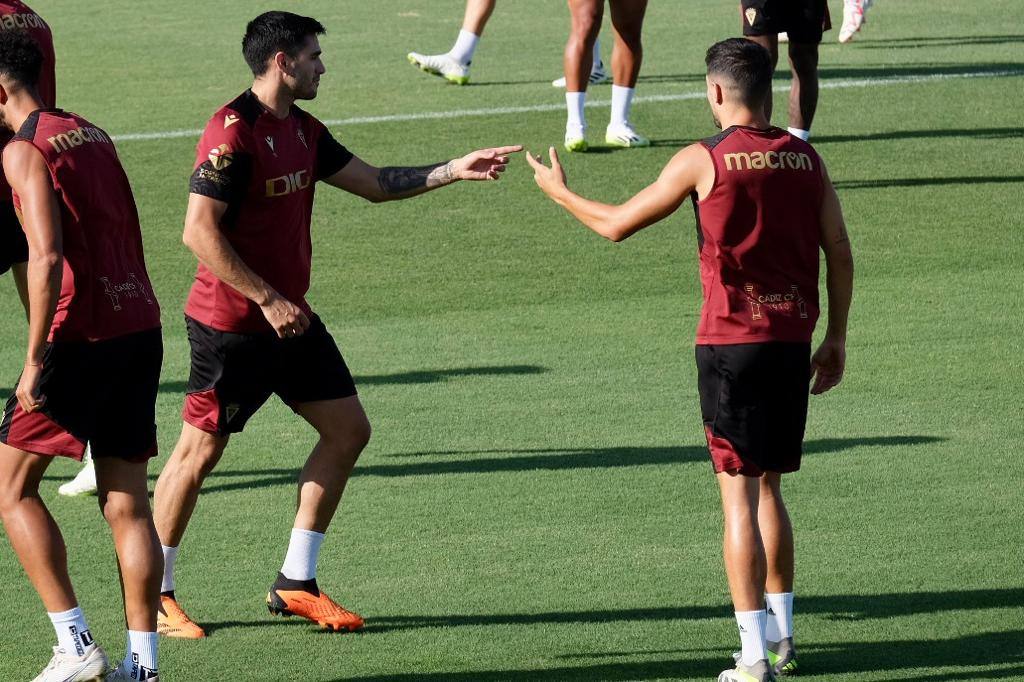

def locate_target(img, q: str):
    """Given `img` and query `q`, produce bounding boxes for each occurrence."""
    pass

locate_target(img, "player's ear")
[0,83,8,106]
[713,82,725,106]
[272,51,293,77]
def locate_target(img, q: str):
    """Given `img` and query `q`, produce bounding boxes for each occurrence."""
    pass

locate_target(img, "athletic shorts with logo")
[182,314,357,436]
[741,0,830,43]
[0,201,28,276]
[0,328,163,461]
[696,342,811,476]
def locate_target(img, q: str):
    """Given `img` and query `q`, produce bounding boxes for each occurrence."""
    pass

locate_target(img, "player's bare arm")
[324,145,523,202]
[526,144,713,242]
[183,192,310,338]
[811,161,854,395]
[3,141,63,413]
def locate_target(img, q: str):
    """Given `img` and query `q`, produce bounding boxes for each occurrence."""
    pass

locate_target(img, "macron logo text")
[47,126,112,154]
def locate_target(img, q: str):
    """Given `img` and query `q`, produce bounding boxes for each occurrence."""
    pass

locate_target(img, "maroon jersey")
[0,0,56,200]
[8,110,160,341]
[186,90,354,333]
[692,126,824,344]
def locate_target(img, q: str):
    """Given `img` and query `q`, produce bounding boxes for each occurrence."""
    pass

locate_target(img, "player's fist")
[16,361,45,413]
[810,338,846,395]
[260,291,311,339]
[453,145,522,181]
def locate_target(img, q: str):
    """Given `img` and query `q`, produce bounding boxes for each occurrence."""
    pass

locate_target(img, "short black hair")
[242,11,326,76]
[705,38,773,108]
[0,29,43,88]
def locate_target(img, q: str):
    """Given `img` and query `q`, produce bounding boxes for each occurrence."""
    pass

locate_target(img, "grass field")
[1,1,1023,680]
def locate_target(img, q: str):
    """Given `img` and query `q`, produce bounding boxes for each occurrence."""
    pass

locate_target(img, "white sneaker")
[839,0,865,43]
[59,459,98,497]
[552,61,611,88]
[564,124,588,153]
[105,664,159,681]
[406,52,470,85]
[605,123,650,148]
[778,31,789,43]
[31,645,109,682]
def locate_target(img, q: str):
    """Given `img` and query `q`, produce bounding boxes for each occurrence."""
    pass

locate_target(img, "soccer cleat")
[719,659,776,682]
[734,639,797,677]
[839,0,865,43]
[266,572,364,632]
[104,665,158,681]
[31,645,109,682]
[406,52,470,85]
[605,123,651,148]
[58,459,98,496]
[552,61,611,88]
[564,125,588,153]
[156,593,206,639]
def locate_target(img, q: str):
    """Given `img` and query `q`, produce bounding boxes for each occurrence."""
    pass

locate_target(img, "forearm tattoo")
[377,160,455,195]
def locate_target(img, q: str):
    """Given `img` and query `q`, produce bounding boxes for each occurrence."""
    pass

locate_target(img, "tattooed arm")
[324,146,521,202]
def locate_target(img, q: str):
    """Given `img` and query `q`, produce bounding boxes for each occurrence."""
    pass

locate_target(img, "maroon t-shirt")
[185,90,353,333]
[0,0,56,201]
[692,126,824,345]
[8,110,160,341]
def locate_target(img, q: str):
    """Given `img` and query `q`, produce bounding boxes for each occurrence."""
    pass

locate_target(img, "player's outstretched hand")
[260,290,311,339]
[452,145,522,181]
[16,361,45,413]
[810,338,846,394]
[525,147,568,197]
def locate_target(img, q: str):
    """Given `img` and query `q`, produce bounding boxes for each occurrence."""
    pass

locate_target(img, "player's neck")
[250,79,294,119]
[3,89,47,133]
[719,107,771,131]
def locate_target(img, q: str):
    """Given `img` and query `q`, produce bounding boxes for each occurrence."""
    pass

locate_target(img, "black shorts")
[0,328,163,461]
[742,0,829,43]
[182,314,357,435]
[696,342,810,476]
[0,200,28,276]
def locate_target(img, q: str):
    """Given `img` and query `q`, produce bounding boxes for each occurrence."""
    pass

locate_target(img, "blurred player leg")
[563,0,604,151]
[59,443,98,497]
[407,0,496,85]
[759,472,798,675]
[786,41,819,139]
[744,33,779,124]
[605,0,650,148]
[839,0,865,43]
[552,37,609,87]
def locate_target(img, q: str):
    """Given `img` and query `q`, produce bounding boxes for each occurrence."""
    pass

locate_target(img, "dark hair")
[705,38,773,108]
[0,29,43,88]
[242,11,326,76]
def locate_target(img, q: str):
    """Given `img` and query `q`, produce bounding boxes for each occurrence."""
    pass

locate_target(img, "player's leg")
[839,0,865,43]
[605,0,650,148]
[741,1,780,122]
[0,446,109,680]
[745,34,778,123]
[95,457,161,680]
[407,0,495,85]
[785,41,819,138]
[759,471,798,675]
[552,37,609,87]
[266,395,370,631]
[563,0,603,151]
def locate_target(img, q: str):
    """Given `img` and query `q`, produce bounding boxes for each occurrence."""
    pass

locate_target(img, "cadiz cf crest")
[208,143,233,170]
[745,7,758,25]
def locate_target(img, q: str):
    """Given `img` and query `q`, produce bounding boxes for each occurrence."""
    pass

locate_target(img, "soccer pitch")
[1,0,1022,679]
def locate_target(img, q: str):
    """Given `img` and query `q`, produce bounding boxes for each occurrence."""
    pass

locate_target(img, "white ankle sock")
[765,592,794,641]
[48,606,95,657]
[281,528,325,581]
[788,127,810,141]
[592,37,603,70]
[566,91,587,132]
[610,84,636,129]
[125,630,158,679]
[449,29,479,65]
[160,545,178,593]
[735,609,768,666]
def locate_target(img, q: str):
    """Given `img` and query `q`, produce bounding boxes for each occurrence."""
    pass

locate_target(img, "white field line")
[111,68,1023,143]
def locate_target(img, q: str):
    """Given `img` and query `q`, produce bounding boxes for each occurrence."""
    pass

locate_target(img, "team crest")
[297,128,307,148]
[208,143,233,170]
[745,7,757,25]
[223,114,239,129]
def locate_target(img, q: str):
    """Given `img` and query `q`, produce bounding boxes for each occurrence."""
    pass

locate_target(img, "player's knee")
[98,492,147,527]
[321,414,371,459]
[788,45,819,74]
[176,439,224,480]
[570,11,602,42]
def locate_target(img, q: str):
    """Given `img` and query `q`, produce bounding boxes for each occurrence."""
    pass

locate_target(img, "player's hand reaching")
[810,338,846,394]
[525,147,568,197]
[451,145,522,181]
[260,290,311,339]
[16,361,46,413]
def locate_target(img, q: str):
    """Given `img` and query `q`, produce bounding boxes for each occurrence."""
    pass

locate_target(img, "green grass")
[1,1,1023,680]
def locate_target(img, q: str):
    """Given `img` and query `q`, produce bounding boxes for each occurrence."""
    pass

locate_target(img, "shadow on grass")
[850,33,1024,49]
[833,176,1024,190]
[184,435,943,494]
[649,126,1022,150]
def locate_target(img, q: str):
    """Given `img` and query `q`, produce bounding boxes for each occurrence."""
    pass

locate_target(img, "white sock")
[448,29,479,66]
[735,609,769,666]
[48,606,95,657]
[592,37,603,70]
[787,127,810,141]
[160,545,178,594]
[765,592,794,641]
[83,442,92,465]
[281,528,325,581]
[124,630,158,679]
[610,84,635,129]
[565,91,587,132]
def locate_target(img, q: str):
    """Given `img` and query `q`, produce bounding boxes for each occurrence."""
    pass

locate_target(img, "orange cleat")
[266,573,364,632]
[157,593,207,639]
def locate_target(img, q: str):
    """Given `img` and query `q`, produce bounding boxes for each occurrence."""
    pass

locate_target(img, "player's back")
[692,126,824,345]
[9,109,160,341]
